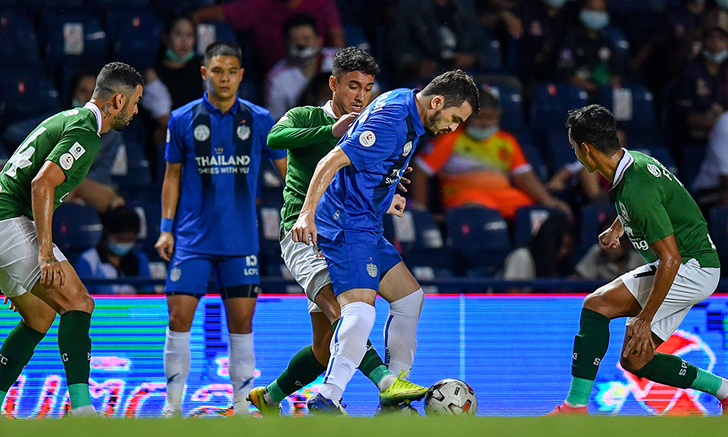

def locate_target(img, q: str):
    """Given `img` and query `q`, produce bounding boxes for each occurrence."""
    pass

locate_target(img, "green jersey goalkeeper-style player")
[248,47,427,415]
[0,62,143,416]
[550,104,728,415]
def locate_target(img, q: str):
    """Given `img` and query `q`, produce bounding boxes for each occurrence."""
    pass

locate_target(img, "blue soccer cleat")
[306,393,348,416]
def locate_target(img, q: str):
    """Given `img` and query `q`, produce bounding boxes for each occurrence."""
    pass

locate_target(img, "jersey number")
[5,127,45,177]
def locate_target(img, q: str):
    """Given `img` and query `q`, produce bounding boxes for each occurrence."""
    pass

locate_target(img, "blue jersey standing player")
[292,70,480,413]
[154,42,287,417]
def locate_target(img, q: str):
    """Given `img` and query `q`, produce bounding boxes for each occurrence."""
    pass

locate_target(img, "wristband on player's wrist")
[161,218,174,233]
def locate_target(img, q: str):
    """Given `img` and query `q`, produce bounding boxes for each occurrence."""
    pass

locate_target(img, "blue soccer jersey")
[166,93,285,255]
[316,89,425,242]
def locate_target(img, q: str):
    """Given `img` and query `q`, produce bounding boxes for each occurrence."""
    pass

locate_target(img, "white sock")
[378,373,397,391]
[229,332,255,414]
[164,328,191,410]
[321,302,376,400]
[718,378,728,400]
[384,289,424,376]
[70,404,96,416]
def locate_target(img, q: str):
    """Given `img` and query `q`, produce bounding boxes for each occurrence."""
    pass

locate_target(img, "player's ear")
[114,92,126,110]
[329,75,336,92]
[200,65,207,81]
[431,95,444,110]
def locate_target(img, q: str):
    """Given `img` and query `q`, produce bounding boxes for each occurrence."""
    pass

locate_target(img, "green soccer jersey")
[610,150,720,268]
[0,106,102,220]
[267,103,339,232]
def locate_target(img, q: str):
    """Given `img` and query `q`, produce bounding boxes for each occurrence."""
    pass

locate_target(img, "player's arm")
[598,217,624,249]
[31,161,67,289]
[291,146,351,245]
[624,234,681,358]
[267,110,357,150]
[155,162,182,261]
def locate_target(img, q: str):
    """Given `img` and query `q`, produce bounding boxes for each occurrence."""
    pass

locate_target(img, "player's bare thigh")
[30,260,94,315]
[166,294,200,332]
[7,292,56,333]
[378,261,420,303]
[582,276,642,319]
[224,297,257,334]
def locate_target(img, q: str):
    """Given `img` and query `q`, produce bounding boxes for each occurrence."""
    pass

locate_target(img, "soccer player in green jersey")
[550,104,728,415]
[0,62,144,416]
[248,47,427,416]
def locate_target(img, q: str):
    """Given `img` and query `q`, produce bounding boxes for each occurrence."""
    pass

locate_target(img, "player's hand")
[397,166,413,192]
[292,211,317,246]
[38,251,65,289]
[599,226,623,250]
[624,316,655,359]
[155,232,176,262]
[3,296,17,312]
[387,194,407,217]
[331,112,359,138]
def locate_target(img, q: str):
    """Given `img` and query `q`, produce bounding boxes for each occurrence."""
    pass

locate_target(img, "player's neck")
[414,93,429,127]
[207,93,237,114]
[599,148,625,183]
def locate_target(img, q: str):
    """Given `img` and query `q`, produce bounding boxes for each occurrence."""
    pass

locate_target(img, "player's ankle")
[379,374,396,391]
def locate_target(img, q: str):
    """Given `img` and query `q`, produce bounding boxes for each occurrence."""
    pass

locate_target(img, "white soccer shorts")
[619,258,719,341]
[0,216,66,298]
[280,229,332,313]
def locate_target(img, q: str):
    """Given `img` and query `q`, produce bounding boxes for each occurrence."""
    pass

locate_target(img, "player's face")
[568,128,596,172]
[424,98,473,137]
[112,84,143,131]
[331,71,375,115]
[203,56,243,101]
[168,19,196,58]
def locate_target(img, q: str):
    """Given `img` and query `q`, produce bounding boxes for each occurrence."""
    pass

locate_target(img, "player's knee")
[168,312,194,332]
[582,291,607,313]
[69,292,94,314]
[227,318,252,334]
[619,351,653,375]
[390,288,424,317]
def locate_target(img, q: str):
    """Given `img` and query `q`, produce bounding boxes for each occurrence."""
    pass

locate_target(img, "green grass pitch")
[1,416,726,437]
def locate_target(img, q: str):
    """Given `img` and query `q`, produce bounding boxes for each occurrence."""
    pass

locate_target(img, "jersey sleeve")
[46,127,100,180]
[267,108,335,150]
[339,113,399,171]
[258,112,287,161]
[165,113,185,164]
[628,187,674,245]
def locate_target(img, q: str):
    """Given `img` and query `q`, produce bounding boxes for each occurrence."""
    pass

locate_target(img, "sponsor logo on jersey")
[59,153,74,170]
[237,124,251,141]
[170,267,182,282]
[69,142,85,159]
[647,163,661,178]
[402,141,413,156]
[619,201,629,221]
[366,262,378,278]
[245,255,258,267]
[195,155,251,175]
[194,125,210,142]
[359,130,376,147]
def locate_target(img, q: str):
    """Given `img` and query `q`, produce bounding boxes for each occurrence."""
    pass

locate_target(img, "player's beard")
[424,109,446,137]
[111,102,133,131]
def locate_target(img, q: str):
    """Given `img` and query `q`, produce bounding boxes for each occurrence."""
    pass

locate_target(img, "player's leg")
[162,250,210,416]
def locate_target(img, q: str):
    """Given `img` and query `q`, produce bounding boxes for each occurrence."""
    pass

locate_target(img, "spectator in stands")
[386,0,484,86]
[193,0,344,76]
[410,89,572,221]
[477,0,523,40]
[692,110,728,213]
[554,0,623,99]
[573,213,643,281]
[672,10,728,146]
[75,206,152,295]
[265,14,339,120]
[296,71,338,107]
[501,213,575,282]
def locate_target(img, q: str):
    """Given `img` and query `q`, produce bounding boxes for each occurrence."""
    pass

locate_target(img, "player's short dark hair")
[282,13,318,39]
[566,104,621,156]
[332,46,380,78]
[479,88,500,111]
[204,42,243,67]
[93,62,143,100]
[420,69,480,113]
[102,206,141,235]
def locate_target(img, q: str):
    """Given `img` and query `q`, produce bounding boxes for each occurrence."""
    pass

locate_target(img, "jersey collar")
[202,91,239,116]
[611,148,633,188]
[321,100,336,118]
[84,102,102,136]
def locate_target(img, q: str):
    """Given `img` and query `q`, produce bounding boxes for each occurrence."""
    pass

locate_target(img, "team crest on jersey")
[366,262,378,278]
[59,153,74,170]
[402,141,413,156]
[69,142,85,159]
[194,125,210,142]
[359,130,376,147]
[619,201,630,221]
[237,124,251,141]
[170,267,182,282]
[647,163,661,178]
[214,146,224,155]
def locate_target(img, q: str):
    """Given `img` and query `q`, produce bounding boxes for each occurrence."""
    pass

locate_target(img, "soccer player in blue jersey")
[291,70,480,413]
[154,42,287,417]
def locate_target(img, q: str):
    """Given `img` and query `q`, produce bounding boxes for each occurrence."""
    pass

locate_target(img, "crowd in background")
[3,0,728,292]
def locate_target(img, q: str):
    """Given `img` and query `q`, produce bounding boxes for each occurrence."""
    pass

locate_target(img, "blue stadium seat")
[112,140,151,192]
[258,158,284,205]
[23,0,84,8]
[481,28,503,73]
[53,203,103,263]
[599,83,656,133]
[530,82,590,132]
[403,249,458,293]
[40,11,109,67]
[106,11,162,72]
[257,202,283,279]
[519,140,549,182]
[343,24,371,52]
[153,0,214,15]
[513,205,560,248]
[709,206,728,269]
[601,26,629,76]
[127,200,161,259]
[0,68,61,129]
[196,21,238,56]
[545,129,576,173]
[0,9,39,67]
[446,206,511,275]
[477,74,524,131]
[383,208,444,255]
[578,203,615,257]
[681,143,707,192]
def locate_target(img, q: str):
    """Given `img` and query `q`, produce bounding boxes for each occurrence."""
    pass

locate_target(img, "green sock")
[0,320,45,393]
[633,353,698,389]
[268,345,325,403]
[566,308,610,406]
[58,311,92,409]
[691,368,724,396]
[359,342,392,388]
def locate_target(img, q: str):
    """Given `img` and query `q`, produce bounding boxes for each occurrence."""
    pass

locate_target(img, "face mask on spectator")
[543,0,567,8]
[579,10,610,31]
[108,241,134,257]
[466,125,499,141]
[289,45,318,66]
[703,48,728,64]
[165,48,195,63]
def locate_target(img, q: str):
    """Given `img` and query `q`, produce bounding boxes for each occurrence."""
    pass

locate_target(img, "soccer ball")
[424,379,477,416]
